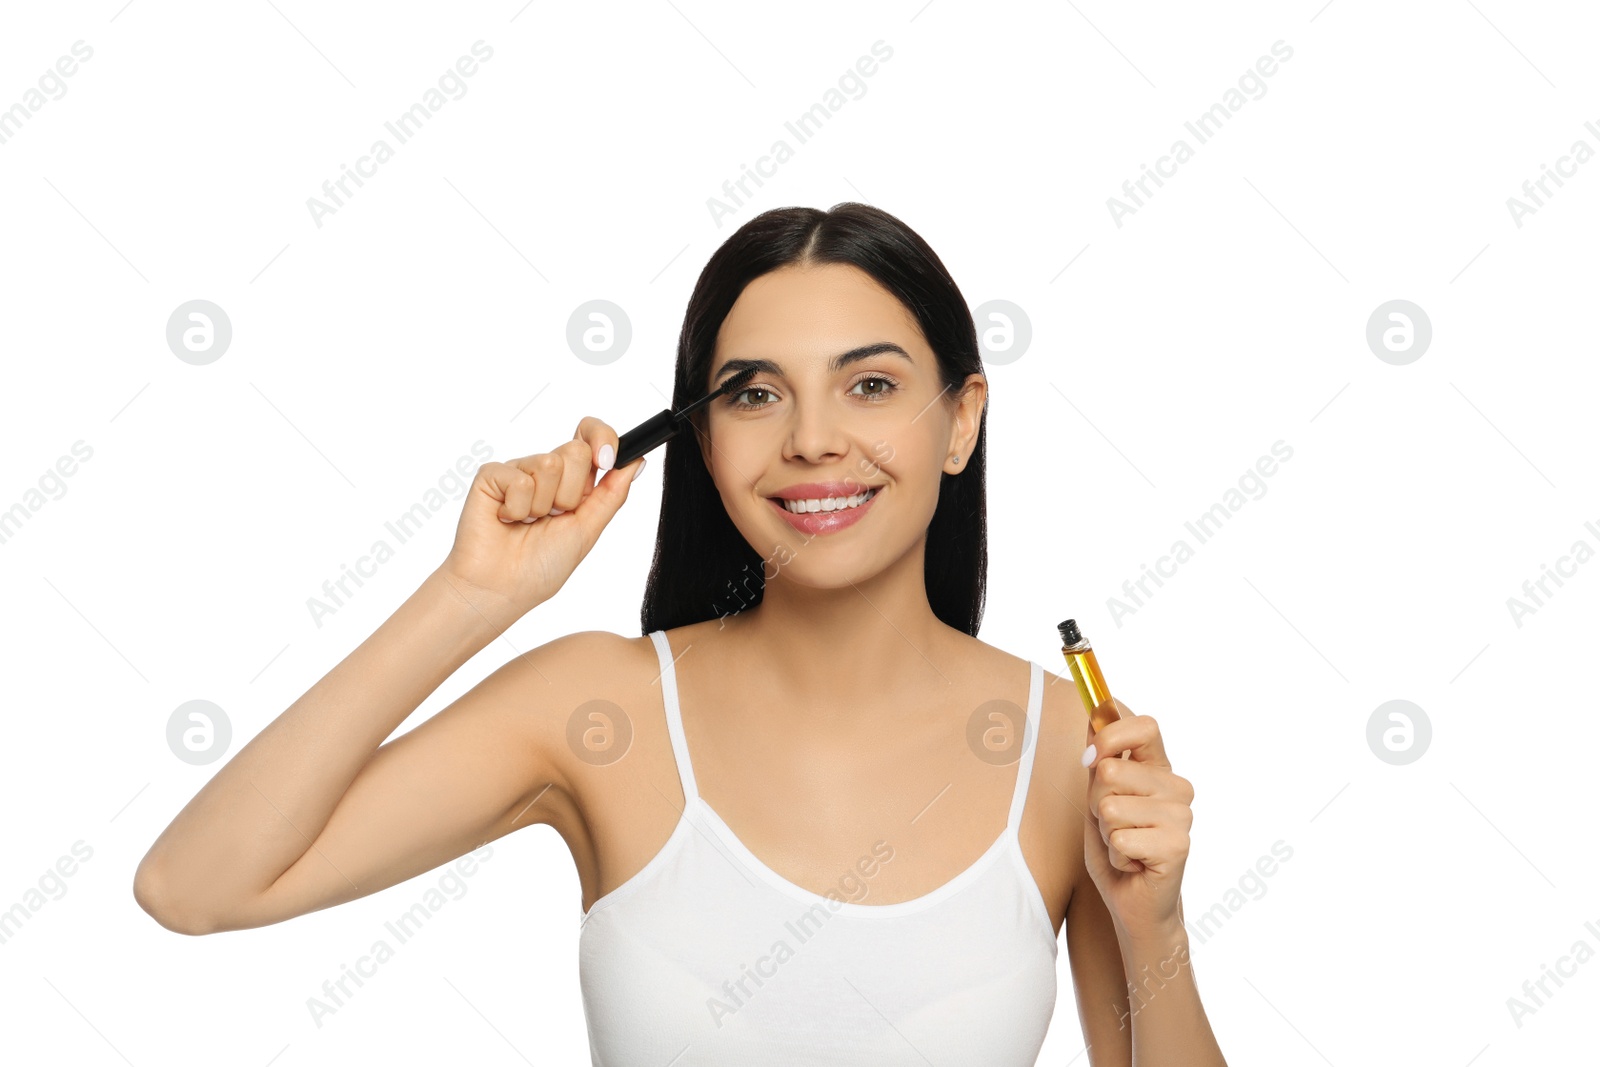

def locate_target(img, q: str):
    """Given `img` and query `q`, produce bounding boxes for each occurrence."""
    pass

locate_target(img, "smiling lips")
[766,481,883,535]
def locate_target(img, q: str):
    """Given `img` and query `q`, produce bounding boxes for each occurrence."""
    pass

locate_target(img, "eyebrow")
[712,342,913,386]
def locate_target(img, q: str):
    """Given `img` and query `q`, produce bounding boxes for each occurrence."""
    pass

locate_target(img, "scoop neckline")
[692,795,1014,918]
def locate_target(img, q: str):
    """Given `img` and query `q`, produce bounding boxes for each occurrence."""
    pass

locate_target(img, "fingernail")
[549,507,566,515]
[1080,744,1097,768]
[597,444,615,471]
[520,516,537,523]
[631,456,647,482]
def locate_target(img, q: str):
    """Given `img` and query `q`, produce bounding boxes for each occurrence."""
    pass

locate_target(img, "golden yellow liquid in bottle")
[1063,644,1119,733]
[1059,618,1133,762]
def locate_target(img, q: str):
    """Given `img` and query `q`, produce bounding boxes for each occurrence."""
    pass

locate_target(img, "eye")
[849,373,900,401]
[726,384,777,410]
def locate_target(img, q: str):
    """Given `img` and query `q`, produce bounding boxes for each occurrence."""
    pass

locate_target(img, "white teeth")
[780,487,877,514]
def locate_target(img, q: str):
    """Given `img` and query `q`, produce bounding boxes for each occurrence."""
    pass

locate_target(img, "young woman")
[135,203,1224,1065]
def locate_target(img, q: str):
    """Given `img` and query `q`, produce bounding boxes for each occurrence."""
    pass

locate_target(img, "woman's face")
[696,261,985,590]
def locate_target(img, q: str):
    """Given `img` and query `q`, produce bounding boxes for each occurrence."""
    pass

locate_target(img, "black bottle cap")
[1057,618,1083,646]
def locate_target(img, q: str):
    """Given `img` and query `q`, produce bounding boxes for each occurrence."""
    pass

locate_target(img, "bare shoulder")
[503,625,661,747]
[943,631,1083,755]
[486,629,660,823]
[499,627,658,697]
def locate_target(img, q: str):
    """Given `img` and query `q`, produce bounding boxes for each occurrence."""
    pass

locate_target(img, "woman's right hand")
[437,417,647,627]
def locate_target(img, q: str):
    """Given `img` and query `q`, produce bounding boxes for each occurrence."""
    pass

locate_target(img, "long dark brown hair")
[639,202,988,636]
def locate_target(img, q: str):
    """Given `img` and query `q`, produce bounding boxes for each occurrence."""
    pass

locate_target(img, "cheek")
[860,427,941,484]
[707,429,764,481]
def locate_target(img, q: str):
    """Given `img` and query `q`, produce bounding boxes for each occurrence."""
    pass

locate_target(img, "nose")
[781,394,850,464]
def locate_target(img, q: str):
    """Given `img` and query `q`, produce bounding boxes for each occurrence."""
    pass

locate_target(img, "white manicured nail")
[631,456,648,481]
[1080,744,1096,768]
[597,444,615,470]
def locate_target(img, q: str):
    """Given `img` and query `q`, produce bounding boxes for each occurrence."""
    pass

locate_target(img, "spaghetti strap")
[648,630,699,803]
[1005,660,1044,834]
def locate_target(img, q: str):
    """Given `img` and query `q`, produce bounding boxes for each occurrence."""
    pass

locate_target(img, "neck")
[720,536,958,713]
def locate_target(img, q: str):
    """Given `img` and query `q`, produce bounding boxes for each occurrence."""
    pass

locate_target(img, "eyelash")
[725,373,901,411]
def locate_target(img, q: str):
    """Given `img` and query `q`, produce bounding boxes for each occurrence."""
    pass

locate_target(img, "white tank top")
[577,629,1059,1065]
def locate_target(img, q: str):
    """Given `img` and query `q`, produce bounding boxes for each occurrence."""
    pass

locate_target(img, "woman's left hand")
[1081,698,1194,938]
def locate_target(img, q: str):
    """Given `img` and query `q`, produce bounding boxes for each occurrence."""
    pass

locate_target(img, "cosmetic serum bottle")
[1058,618,1120,733]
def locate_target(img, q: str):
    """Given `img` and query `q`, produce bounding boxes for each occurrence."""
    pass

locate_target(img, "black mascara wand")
[614,366,759,469]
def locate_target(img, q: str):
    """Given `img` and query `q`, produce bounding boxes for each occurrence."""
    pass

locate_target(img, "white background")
[2,0,1596,1063]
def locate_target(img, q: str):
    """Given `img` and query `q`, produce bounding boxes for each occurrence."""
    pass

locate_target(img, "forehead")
[715,262,928,366]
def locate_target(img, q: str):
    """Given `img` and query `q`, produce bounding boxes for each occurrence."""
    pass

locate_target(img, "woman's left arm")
[1083,698,1227,1066]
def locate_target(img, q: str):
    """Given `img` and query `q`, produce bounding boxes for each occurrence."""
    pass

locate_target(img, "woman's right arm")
[132,419,647,934]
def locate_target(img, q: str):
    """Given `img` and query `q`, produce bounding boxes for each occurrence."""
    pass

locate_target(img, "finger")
[574,416,619,478]
[1094,795,1192,835]
[1106,826,1187,870]
[479,460,538,524]
[547,438,600,513]
[512,452,563,519]
[1084,698,1133,760]
[1086,756,1168,804]
[1088,780,1164,870]
[569,453,645,548]
[1085,710,1170,771]
[1083,805,1138,871]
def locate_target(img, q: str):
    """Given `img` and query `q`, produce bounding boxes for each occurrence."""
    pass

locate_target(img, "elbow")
[132,860,218,937]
